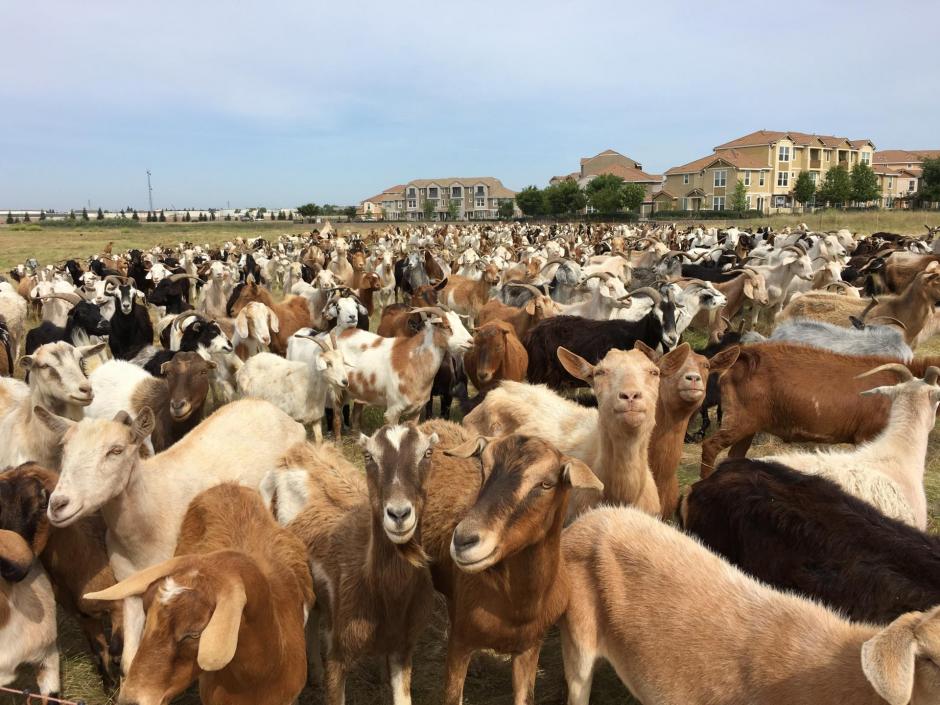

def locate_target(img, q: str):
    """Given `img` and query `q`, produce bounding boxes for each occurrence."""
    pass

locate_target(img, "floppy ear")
[0,529,37,578]
[658,343,691,376]
[561,458,603,493]
[79,342,107,359]
[160,362,170,376]
[444,436,492,459]
[84,556,191,601]
[861,612,922,705]
[707,346,740,377]
[33,405,75,440]
[325,303,338,319]
[267,309,279,333]
[19,355,35,371]
[198,577,247,672]
[234,310,249,339]
[556,347,594,382]
[634,340,661,362]
[743,279,755,298]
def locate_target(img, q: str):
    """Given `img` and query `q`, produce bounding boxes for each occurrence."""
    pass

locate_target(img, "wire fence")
[0,686,87,705]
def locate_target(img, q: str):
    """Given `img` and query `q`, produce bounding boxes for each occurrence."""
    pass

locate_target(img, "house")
[550,149,662,214]
[873,149,940,178]
[660,130,876,214]
[874,166,920,209]
[356,185,405,221]
[359,178,517,221]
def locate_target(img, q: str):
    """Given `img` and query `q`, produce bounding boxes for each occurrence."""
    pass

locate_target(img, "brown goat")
[463,321,528,395]
[700,343,940,476]
[0,463,123,687]
[884,251,940,292]
[376,304,422,338]
[288,426,436,705]
[476,284,560,340]
[85,483,313,705]
[419,419,602,705]
[228,279,312,354]
[440,263,500,327]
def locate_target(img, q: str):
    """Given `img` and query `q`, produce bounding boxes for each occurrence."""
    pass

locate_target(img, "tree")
[224,214,232,221]
[851,162,880,205]
[256,207,267,216]
[39,210,46,221]
[69,210,76,221]
[296,203,320,218]
[132,210,139,221]
[23,211,31,222]
[586,174,626,214]
[5,212,12,224]
[917,157,940,205]
[81,207,89,220]
[422,198,434,220]
[730,180,748,213]
[447,198,460,220]
[96,207,104,220]
[277,210,286,221]
[159,210,167,222]
[515,186,545,217]
[544,179,586,216]
[817,165,853,207]
[344,205,357,220]
[792,171,816,206]
[622,183,647,212]
[498,200,515,220]
[210,211,216,221]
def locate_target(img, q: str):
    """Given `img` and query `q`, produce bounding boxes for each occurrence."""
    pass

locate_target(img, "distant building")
[660,130,876,214]
[873,149,940,178]
[873,150,939,208]
[550,149,662,215]
[359,177,517,221]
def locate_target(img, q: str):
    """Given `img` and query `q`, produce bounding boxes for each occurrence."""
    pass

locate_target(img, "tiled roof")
[714,129,869,150]
[405,177,517,198]
[665,149,769,175]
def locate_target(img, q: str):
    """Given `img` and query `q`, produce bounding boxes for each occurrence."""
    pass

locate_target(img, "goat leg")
[324,653,348,705]
[511,643,541,705]
[388,651,414,705]
[442,640,473,705]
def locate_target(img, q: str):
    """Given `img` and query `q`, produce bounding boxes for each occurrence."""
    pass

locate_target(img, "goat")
[0,281,28,361]
[700,343,940,477]
[147,272,200,314]
[0,463,122,687]
[86,353,215,452]
[683,457,940,625]
[465,344,689,518]
[751,318,913,361]
[25,293,111,355]
[561,505,940,705]
[227,278,312,355]
[420,420,602,705]
[0,321,12,377]
[439,261,500,327]
[106,276,154,361]
[463,320,528,400]
[0,341,105,468]
[86,483,312,705]
[40,399,306,672]
[231,301,278,359]
[478,282,560,339]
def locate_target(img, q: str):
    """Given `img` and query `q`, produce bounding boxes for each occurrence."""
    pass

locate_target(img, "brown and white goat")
[476,283,561,339]
[228,279,311,355]
[420,419,602,705]
[440,262,500,327]
[85,483,313,705]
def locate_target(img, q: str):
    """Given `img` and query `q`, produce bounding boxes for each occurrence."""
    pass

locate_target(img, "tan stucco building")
[360,178,517,221]
[550,149,662,214]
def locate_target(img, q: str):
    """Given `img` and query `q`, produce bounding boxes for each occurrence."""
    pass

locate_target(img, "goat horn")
[630,287,662,306]
[924,366,940,386]
[721,315,733,327]
[503,282,544,296]
[865,316,907,330]
[539,258,567,272]
[40,292,82,306]
[409,306,447,317]
[583,272,612,282]
[812,256,830,264]
[169,273,202,283]
[856,363,913,383]
[297,334,331,353]
[330,331,338,349]
[104,275,129,288]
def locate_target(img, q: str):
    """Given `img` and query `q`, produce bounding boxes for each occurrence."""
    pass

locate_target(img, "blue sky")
[2,0,938,210]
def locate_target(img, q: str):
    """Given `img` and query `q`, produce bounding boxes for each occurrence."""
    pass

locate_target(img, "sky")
[2,0,938,211]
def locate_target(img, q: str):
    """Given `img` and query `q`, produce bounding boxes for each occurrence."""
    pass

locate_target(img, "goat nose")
[453,531,480,552]
[79,383,92,396]
[619,391,642,401]
[170,400,185,411]
[685,373,702,383]
[50,495,69,513]
[386,505,412,523]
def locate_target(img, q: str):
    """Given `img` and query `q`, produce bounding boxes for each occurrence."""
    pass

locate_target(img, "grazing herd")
[1,219,940,704]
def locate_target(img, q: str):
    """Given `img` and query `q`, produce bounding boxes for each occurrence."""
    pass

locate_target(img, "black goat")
[680,263,743,283]
[139,314,232,377]
[64,259,84,286]
[523,297,674,391]
[107,279,153,361]
[25,297,110,354]
[0,321,12,377]
[682,458,940,625]
[147,273,199,314]
[685,330,743,442]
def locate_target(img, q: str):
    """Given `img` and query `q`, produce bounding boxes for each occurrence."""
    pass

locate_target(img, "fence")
[0,686,87,705]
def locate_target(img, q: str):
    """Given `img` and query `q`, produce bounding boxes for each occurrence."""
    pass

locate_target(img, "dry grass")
[718,209,940,236]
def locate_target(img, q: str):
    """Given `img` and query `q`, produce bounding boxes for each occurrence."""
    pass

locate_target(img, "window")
[888,177,894,189]
[809,172,817,184]
[713,170,727,187]
[712,196,725,211]
[861,152,871,165]
[408,199,417,209]
[910,180,917,192]
[778,145,790,162]
[679,197,688,210]
[759,171,765,186]
[428,187,438,199]
[745,195,751,209]
[778,171,789,187]
[824,150,831,162]
[407,187,416,198]
[683,174,689,185]
[419,188,426,197]
[475,198,485,208]
[743,171,751,186]
[451,186,461,197]
[475,185,485,196]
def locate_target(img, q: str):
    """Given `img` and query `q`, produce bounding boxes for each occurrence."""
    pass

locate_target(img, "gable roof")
[714,129,871,151]
[586,163,661,183]
[875,149,940,164]
[362,184,406,204]
[405,177,516,198]
[665,149,769,175]
[580,148,625,166]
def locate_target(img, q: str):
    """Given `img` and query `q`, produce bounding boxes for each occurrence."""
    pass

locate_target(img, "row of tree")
[516,175,647,217]
[297,203,358,219]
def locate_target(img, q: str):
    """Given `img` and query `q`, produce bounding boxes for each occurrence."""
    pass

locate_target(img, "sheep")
[0,529,59,698]
[682,456,940,625]
[25,293,111,355]
[40,398,306,672]
[463,320,528,401]
[227,278,312,354]
[465,344,690,518]
[700,343,940,477]
[757,363,939,529]
[286,426,437,705]
[561,505,940,705]
[237,334,349,442]
[85,483,313,705]
[0,463,123,687]
[751,318,913,361]
[419,419,603,705]
[231,301,278,359]
[86,353,215,452]
[0,341,105,469]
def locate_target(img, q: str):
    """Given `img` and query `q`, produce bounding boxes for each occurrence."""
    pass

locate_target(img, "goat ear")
[743,279,755,298]
[325,304,338,319]
[84,556,190,602]
[444,436,491,459]
[524,300,537,315]
[267,310,280,333]
[859,385,896,398]
[19,355,34,371]
[132,407,156,443]
[561,458,603,493]
[634,340,661,362]
[659,343,691,376]
[0,529,36,578]
[197,575,246,671]
[79,342,107,359]
[861,612,923,705]
[707,346,740,376]
[33,405,75,439]
[556,347,594,382]
[357,303,368,317]
[234,310,249,339]
[160,362,170,376]
[260,469,310,526]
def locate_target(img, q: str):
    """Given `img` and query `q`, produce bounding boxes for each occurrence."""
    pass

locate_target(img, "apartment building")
[873,150,939,208]
[360,177,517,221]
[550,149,662,214]
[658,130,876,214]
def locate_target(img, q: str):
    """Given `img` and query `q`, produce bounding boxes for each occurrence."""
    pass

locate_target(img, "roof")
[404,177,517,198]
[874,149,940,164]
[651,190,676,200]
[361,184,406,204]
[586,163,661,183]
[665,149,770,175]
[580,149,624,166]
[714,129,871,151]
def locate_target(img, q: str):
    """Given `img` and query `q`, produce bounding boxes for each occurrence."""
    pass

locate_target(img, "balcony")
[810,159,821,169]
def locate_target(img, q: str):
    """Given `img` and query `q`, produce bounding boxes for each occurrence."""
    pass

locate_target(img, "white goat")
[0,282,28,362]
[231,301,278,359]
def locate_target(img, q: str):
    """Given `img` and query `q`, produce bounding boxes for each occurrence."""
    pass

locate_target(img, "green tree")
[344,205,357,220]
[515,186,545,217]
[69,210,76,221]
[277,210,286,221]
[498,200,515,220]
[586,174,626,214]
[817,165,853,207]
[23,211,31,222]
[132,210,139,221]
[917,157,940,205]
[96,207,104,220]
[183,211,191,222]
[321,204,337,215]
[5,212,12,224]
[224,214,232,221]
[256,207,267,216]
[544,180,587,216]
[39,210,46,221]
[622,182,647,212]
[792,171,816,206]
[447,198,460,220]
[81,207,89,220]
[851,162,880,204]
[159,210,166,222]
[287,211,294,220]
[296,203,320,218]
[730,180,748,212]
[210,211,216,221]
[422,198,434,220]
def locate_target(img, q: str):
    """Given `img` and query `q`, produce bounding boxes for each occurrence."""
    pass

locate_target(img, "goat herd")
[2,221,940,705]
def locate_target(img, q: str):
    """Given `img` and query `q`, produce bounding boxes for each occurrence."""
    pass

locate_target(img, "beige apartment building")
[551,149,662,214]
[658,130,876,214]
[359,177,517,221]
[873,150,939,208]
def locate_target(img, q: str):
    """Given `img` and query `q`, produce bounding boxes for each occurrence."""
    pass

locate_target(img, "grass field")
[3,215,940,704]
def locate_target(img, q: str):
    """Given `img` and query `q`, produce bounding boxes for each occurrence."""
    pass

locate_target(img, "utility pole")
[146,170,154,212]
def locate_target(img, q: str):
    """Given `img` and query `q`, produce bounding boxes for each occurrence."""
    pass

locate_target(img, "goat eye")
[363,452,372,462]
[425,449,433,458]
[108,446,124,456]
[593,369,605,377]
[540,481,555,490]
